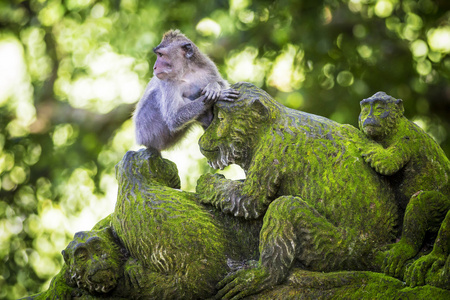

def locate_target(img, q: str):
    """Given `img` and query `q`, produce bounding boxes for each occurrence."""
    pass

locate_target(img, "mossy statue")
[24,149,261,299]
[405,210,450,289]
[358,92,450,281]
[196,82,400,298]
[24,83,450,299]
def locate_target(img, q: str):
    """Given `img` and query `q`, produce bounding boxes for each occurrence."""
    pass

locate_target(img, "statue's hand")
[214,267,275,300]
[382,242,416,278]
[362,146,398,176]
[196,173,225,204]
[124,258,147,289]
[404,252,445,287]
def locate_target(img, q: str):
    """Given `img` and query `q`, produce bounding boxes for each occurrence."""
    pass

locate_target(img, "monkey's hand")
[382,241,417,279]
[196,173,226,205]
[219,88,240,102]
[214,267,277,300]
[202,82,222,102]
[405,252,445,287]
[124,258,148,290]
[361,143,401,176]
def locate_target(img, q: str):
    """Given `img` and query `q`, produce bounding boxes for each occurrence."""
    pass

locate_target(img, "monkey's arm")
[405,210,450,287]
[169,88,239,132]
[196,162,280,219]
[167,94,213,131]
[361,137,412,175]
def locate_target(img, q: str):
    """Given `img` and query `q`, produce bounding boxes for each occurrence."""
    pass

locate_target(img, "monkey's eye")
[375,104,385,111]
[74,248,89,261]
[155,52,163,57]
[217,111,225,121]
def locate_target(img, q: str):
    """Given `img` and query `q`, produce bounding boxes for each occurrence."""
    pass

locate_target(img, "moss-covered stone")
[24,149,261,299]
[358,92,450,283]
[196,82,450,297]
[24,84,450,299]
[196,82,400,297]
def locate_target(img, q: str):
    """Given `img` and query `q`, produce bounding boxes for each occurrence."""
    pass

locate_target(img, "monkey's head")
[359,91,404,141]
[199,83,270,171]
[62,227,127,294]
[115,148,181,189]
[152,29,198,81]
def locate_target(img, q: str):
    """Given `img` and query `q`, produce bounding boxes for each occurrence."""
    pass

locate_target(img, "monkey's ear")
[182,42,194,58]
[61,249,68,262]
[395,99,404,115]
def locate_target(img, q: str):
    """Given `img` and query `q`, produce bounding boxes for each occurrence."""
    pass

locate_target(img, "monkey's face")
[153,48,173,80]
[199,98,268,171]
[359,97,401,140]
[62,228,125,294]
[359,100,389,139]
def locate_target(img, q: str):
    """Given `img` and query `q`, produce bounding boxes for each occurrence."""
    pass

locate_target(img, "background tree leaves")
[0,0,449,298]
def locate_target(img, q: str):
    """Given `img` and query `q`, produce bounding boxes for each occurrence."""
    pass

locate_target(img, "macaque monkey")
[133,30,239,151]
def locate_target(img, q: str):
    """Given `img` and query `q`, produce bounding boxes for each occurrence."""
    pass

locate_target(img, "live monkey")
[134,30,239,152]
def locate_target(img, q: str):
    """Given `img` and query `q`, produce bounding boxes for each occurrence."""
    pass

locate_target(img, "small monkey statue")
[134,30,239,151]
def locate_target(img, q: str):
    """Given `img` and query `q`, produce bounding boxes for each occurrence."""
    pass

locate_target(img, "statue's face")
[199,99,267,171]
[199,106,246,170]
[359,99,390,139]
[359,98,400,140]
[62,228,124,294]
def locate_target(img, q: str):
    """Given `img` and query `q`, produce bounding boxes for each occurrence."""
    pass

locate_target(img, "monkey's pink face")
[153,49,173,80]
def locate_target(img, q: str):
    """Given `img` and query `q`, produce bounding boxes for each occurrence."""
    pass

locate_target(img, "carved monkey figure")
[62,228,128,295]
[358,91,450,280]
[359,91,404,144]
[133,30,239,151]
[405,210,450,289]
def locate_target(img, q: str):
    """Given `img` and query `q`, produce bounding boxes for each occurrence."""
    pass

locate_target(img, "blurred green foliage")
[0,0,449,298]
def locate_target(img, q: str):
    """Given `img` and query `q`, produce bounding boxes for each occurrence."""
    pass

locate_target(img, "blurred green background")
[0,0,449,298]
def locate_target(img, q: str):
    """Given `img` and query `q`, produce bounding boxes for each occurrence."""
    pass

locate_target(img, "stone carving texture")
[25,83,449,299]
[358,91,450,286]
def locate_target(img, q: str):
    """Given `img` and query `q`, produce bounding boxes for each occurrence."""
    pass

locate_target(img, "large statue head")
[115,148,180,189]
[62,227,127,294]
[359,91,404,141]
[199,83,272,170]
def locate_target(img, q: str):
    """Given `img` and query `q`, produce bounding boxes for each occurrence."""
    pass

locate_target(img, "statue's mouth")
[363,124,381,135]
[84,269,118,294]
[199,146,219,157]
[200,147,227,169]
[363,123,380,129]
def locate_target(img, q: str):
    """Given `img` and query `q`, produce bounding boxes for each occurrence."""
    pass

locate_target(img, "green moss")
[196,83,397,296]
[359,92,450,284]
[24,85,450,299]
[196,82,449,297]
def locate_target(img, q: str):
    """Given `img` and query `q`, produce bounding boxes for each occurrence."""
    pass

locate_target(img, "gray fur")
[133,30,239,151]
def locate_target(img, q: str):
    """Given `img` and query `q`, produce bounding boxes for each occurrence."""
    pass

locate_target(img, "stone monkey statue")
[133,30,239,152]
[358,91,450,280]
[196,82,399,298]
[405,210,450,289]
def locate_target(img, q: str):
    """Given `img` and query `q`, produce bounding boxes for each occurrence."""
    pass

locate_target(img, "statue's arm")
[361,137,411,176]
[25,265,81,300]
[196,166,281,219]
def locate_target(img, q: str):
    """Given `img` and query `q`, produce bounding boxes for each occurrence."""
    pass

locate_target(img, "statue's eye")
[75,248,89,261]
[217,112,225,121]
[374,102,385,111]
